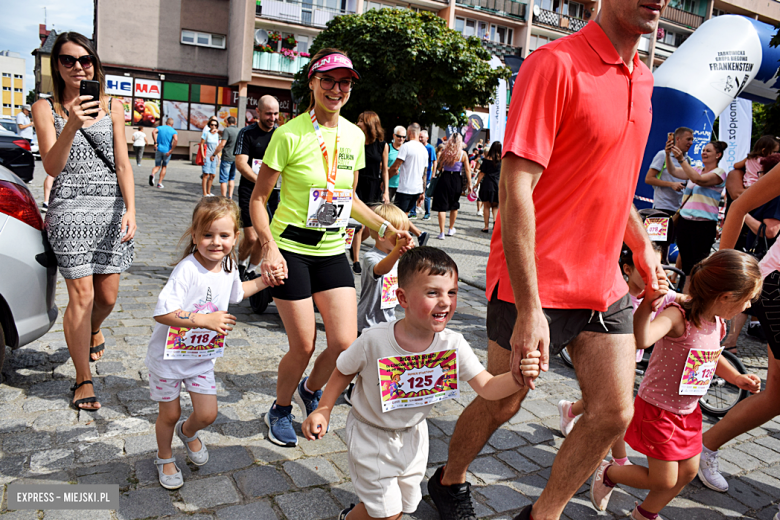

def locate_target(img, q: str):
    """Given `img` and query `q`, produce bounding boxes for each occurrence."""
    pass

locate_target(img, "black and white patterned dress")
[44,100,134,279]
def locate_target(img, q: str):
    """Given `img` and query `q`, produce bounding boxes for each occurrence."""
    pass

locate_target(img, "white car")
[0,164,58,377]
[30,134,39,159]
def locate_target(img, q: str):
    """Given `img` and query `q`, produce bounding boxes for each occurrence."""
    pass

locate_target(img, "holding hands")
[302,410,330,441]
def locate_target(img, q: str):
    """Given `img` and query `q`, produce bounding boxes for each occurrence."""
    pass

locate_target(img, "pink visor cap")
[308,53,361,80]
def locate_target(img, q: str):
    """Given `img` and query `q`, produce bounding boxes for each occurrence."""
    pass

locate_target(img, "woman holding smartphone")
[33,32,136,411]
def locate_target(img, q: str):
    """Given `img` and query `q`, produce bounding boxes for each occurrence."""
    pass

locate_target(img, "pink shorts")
[624,395,702,461]
[148,369,217,402]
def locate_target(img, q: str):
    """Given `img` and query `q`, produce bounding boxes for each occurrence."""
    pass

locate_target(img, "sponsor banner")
[718,97,752,173]
[488,56,507,144]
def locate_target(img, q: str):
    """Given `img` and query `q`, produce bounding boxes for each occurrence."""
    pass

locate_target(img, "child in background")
[590,250,762,520]
[145,197,282,490]
[357,203,413,334]
[734,135,780,188]
[302,248,541,520]
[557,245,686,466]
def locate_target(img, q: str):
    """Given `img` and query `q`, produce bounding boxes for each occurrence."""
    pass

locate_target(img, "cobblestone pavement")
[1,160,778,519]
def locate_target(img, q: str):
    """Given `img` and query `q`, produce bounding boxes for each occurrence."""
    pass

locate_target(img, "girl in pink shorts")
[590,250,763,520]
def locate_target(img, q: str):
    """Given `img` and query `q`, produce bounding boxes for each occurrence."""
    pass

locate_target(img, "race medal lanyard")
[310,109,340,226]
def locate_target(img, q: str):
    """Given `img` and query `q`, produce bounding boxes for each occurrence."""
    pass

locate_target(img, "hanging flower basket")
[268,31,282,43]
[284,35,298,46]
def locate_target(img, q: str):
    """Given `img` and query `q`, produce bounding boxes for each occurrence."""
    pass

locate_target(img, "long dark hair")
[485,141,502,162]
[747,135,780,159]
[50,32,108,115]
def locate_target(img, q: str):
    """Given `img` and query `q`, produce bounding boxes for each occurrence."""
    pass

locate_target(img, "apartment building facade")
[0,51,26,117]
[93,0,780,153]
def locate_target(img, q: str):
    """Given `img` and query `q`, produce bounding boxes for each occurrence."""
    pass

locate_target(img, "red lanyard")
[309,109,340,204]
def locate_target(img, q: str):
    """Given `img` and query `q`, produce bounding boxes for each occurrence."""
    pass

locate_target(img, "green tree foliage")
[25,91,35,106]
[291,8,510,130]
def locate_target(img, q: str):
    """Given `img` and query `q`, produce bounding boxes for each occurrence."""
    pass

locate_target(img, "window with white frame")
[490,25,513,45]
[712,7,725,16]
[2,104,10,108]
[2,86,9,91]
[529,34,554,51]
[13,74,22,79]
[456,17,513,45]
[540,0,584,17]
[297,35,310,54]
[181,30,226,49]
[14,88,22,92]
[364,1,406,11]
[1,73,10,78]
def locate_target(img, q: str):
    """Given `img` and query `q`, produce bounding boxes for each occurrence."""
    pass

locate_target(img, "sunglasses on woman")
[209,123,218,127]
[58,54,95,69]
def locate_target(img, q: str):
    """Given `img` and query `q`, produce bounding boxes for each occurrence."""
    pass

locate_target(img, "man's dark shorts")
[486,284,633,356]
[394,192,421,213]
[747,270,780,361]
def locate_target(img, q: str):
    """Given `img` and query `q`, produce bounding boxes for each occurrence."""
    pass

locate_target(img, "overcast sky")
[0,0,94,96]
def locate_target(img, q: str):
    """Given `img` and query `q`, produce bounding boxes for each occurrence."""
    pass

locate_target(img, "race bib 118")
[164,327,225,360]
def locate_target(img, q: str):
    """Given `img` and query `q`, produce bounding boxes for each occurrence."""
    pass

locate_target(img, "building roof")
[32,30,58,57]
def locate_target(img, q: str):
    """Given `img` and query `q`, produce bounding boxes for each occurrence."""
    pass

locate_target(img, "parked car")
[0,116,19,135]
[0,165,58,377]
[31,133,39,160]
[0,126,34,182]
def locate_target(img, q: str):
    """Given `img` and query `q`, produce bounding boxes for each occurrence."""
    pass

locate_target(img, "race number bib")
[679,348,722,395]
[164,327,225,360]
[380,267,399,310]
[252,159,262,174]
[644,217,670,242]
[377,349,459,412]
[306,188,352,228]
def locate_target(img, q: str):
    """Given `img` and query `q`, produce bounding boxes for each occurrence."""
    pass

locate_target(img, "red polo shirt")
[486,21,653,311]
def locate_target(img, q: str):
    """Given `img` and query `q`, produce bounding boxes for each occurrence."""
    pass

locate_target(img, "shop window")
[217,86,238,106]
[191,84,216,104]
[163,82,189,102]
[181,30,226,49]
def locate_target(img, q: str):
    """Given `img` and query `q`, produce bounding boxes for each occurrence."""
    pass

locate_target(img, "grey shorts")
[486,284,633,356]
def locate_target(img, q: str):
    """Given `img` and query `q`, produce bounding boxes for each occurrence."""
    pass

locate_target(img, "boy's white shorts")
[346,411,428,518]
[148,369,217,402]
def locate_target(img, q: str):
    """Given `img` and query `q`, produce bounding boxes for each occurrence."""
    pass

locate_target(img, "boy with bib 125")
[302,247,541,520]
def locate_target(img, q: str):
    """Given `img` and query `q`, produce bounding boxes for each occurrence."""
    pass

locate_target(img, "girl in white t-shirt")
[145,197,282,490]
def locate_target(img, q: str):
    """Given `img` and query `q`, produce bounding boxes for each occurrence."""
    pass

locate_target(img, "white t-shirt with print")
[396,140,429,195]
[336,320,485,430]
[145,254,244,379]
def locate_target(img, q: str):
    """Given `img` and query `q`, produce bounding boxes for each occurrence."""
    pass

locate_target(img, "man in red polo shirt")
[427,0,668,518]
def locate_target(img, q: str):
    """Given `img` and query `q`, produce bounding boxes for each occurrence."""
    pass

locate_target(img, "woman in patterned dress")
[33,32,136,411]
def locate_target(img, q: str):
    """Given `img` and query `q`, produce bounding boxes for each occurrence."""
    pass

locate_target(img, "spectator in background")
[387,126,405,201]
[476,141,502,233]
[201,119,221,197]
[416,129,437,220]
[387,122,430,246]
[431,133,472,240]
[16,104,34,141]
[151,118,178,189]
[214,116,239,199]
[726,135,780,199]
[644,126,693,216]
[131,126,148,167]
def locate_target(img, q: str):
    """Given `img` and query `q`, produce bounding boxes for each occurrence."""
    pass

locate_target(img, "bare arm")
[351,171,413,243]
[155,309,236,336]
[301,368,355,440]
[668,147,723,186]
[249,163,286,287]
[644,167,685,190]
[111,99,137,242]
[168,134,178,156]
[381,143,390,203]
[633,301,684,349]
[715,355,761,393]
[500,153,548,388]
[744,215,780,239]
[624,206,664,299]
[152,128,158,150]
[213,139,227,158]
[235,154,257,183]
[463,152,473,192]
[726,169,746,199]
[373,236,411,277]
[467,367,531,400]
[388,157,403,177]
[721,162,780,248]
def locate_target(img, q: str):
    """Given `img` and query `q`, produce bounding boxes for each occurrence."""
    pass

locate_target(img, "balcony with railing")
[256,0,351,28]
[660,5,704,28]
[455,0,527,21]
[481,38,522,56]
[532,8,587,32]
[253,51,311,76]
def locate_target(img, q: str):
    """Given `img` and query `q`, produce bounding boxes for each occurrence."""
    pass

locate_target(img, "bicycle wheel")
[559,347,574,368]
[698,350,750,418]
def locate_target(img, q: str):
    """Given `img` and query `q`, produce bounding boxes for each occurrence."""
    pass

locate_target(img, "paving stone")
[735,442,780,465]
[41,511,112,520]
[4,431,52,452]
[517,444,558,468]
[22,397,69,413]
[401,500,440,520]
[233,465,291,497]
[754,435,780,454]
[719,447,763,471]
[74,439,124,464]
[330,481,359,508]
[0,455,26,484]
[55,423,100,444]
[249,442,304,463]
[216,500,279,520]
[428,436,450,464]
[469,456,516,485]
[275,488,341,520]
[561,494,611,518]
[507,421,555,444]
[496,450,541,476]
[103,417,152,437]
[522,399,559,419]
[196,446,254,476]
[179,475,241,510]
[29,448,74,473]
[283,456,341,487]
[123,433,158,456]
[298,431,347,456]
[605,487,643,517]
[726,476,775,509]
[75,462,133,487]
[32,410,77,429]
[663,497,726,519]
[219,419,264,440]
[511,474,548,499]
[687,487,749,517]
[429,415,459,436]
[474,483,531,512]
[134,454,192,486]
[0,417,29,433]
[740,469,780,497]
[117,487,177,520]
[488,428,526,450]
[0,511,39,519]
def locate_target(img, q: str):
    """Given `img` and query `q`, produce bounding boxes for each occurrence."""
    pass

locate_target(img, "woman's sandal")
[90,330,105,362]
[154,454,184,490]
[70,380,99,411]
[175,419,209,465]
[481,228,490,233]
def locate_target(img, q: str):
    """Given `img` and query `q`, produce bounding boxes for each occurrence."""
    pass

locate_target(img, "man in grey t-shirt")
[215,116,239,198]
[643,126,693,214]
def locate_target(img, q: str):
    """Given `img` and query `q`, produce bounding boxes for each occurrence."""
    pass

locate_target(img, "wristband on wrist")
[259,238,275,249]
[378,221,390,238]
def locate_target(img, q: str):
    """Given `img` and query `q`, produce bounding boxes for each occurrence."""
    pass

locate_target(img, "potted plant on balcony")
[280,48,298,73]
[282,34,298,50]
[268,31,282,44]
[254,44,274,70]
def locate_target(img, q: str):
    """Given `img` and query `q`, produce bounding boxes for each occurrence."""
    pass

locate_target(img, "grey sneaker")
[175,419,209,465]
[698,446,728,492]
[154,454,183,490]
[590,460,615,511]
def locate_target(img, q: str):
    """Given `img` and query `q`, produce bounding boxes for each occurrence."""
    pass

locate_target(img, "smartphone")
[79,80,101,118]
[667,132,674,141]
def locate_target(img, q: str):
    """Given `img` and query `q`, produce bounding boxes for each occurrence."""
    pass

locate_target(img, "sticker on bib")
[679,347,722,395]
[377,349,459,412]
[252,159,263,174]
[306,188,352,228]
[380,268,398,310]
[164,327,225,360]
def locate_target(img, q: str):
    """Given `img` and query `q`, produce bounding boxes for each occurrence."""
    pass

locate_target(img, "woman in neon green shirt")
[249,48,413,448]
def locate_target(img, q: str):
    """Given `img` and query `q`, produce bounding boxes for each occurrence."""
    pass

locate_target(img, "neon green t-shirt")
[264,112,366,256]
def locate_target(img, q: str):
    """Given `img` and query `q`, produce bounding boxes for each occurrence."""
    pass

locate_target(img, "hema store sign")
[105,75,132,96]
[134,78,161,99]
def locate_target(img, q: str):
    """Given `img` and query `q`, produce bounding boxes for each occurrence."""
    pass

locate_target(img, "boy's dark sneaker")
[294,377,322,417]
[419,231,430,248]
[513,504,533,520]
[427,466,476,520]
[339,504,355,520]
[264,401,297,447]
